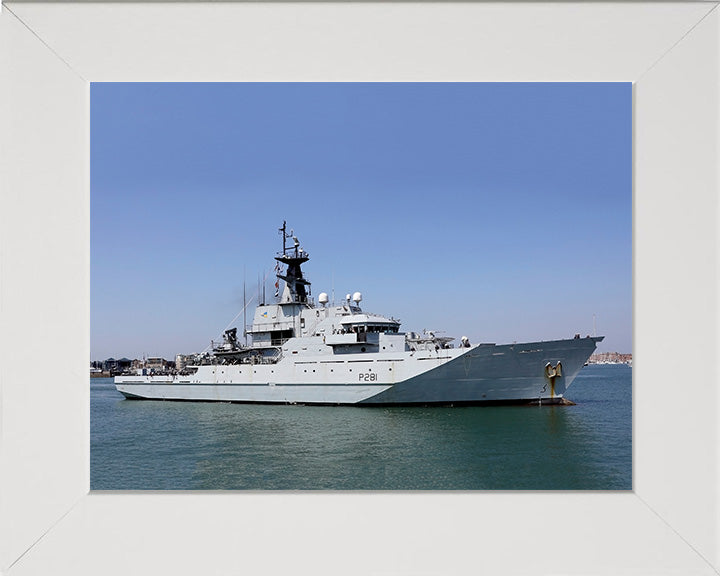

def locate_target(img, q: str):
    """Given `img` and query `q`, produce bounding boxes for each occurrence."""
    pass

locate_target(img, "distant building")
[101,357,131,375]
[176,354,189,371]
[588,352,632,365]
[146,357,168,371]
[102,357,117,372]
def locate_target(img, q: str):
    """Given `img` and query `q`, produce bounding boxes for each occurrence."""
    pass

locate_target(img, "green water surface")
[91,364,631,490]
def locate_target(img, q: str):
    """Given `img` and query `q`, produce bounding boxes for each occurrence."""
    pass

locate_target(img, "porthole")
[361,347,366,352]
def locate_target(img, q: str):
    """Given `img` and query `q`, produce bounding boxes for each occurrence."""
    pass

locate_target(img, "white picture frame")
[1,2,718,574]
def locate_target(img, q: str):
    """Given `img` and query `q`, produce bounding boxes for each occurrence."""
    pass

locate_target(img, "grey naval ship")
[115,222,603,405]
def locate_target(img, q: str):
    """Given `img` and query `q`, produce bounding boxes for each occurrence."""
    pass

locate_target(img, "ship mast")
[276,220,311,305]
[243,273,247,346]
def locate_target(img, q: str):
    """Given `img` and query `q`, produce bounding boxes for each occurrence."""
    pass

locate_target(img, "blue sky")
[91,82,631,360]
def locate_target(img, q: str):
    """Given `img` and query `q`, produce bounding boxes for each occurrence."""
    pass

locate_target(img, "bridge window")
[345,323,399,334]
[270,329,294,346]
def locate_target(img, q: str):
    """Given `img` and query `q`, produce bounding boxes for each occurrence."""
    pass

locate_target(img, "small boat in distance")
[115,222,603,405]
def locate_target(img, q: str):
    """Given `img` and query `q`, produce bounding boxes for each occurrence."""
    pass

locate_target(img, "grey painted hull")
[115,337,600,405]
[361,337,595,404]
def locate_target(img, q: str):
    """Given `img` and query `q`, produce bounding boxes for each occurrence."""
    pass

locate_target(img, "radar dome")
[318,292,329,305]
[352,291,362,304]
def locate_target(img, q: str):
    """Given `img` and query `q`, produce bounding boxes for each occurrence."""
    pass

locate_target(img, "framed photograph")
[89,80,631,492]
[1,2,717,575]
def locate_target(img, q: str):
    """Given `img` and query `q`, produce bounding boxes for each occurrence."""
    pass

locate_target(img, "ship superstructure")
[115,222,602,405]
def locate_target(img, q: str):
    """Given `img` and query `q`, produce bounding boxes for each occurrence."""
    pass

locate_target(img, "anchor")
[543,361,563,399]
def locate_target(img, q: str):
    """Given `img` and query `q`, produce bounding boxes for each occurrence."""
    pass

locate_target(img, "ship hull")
[115,336,600,405]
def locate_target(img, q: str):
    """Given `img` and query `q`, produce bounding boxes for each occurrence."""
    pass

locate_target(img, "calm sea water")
[90,364,631,490]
